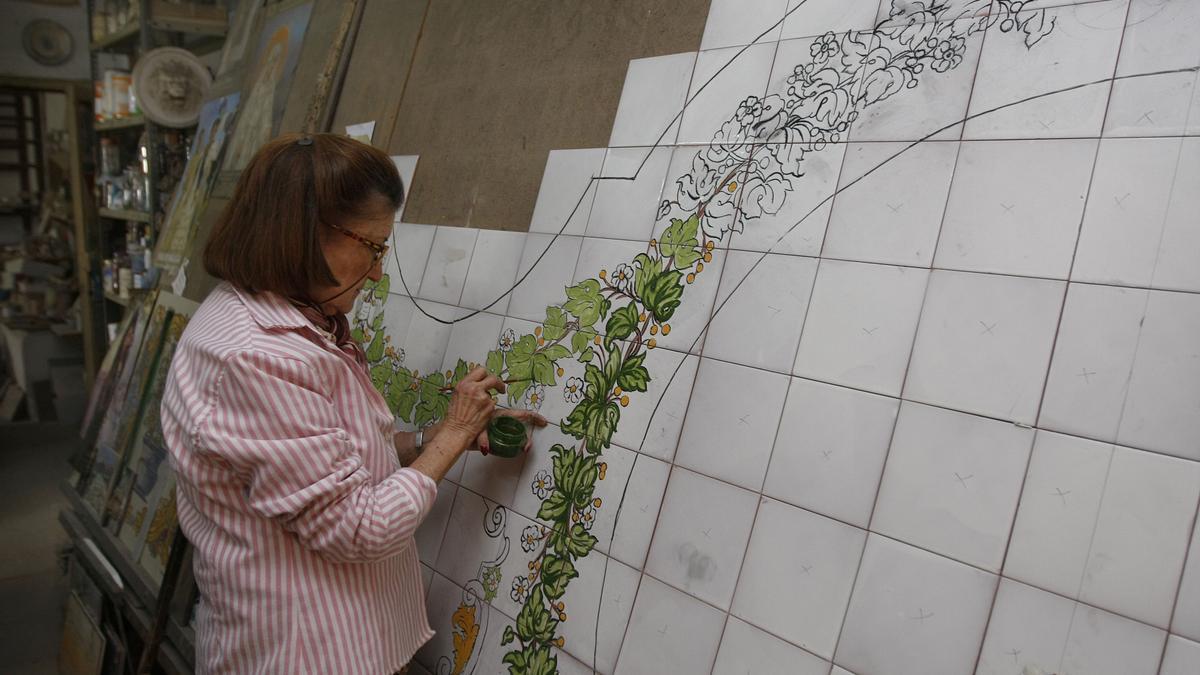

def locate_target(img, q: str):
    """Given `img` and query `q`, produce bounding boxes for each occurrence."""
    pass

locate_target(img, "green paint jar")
[487,416,527,458]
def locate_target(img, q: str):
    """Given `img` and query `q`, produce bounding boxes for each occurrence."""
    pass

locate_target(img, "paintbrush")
[437,377,532,392]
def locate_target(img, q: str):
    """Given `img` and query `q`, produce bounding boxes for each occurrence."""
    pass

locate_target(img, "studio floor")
[1,423,77,674]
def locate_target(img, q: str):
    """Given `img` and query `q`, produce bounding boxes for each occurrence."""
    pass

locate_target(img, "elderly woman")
[162,133,544,674]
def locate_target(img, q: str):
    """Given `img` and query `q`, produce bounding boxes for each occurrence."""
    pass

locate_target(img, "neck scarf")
[291,299,368,370]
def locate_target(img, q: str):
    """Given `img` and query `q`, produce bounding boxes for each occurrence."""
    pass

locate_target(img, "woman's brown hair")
[203,132,403,298]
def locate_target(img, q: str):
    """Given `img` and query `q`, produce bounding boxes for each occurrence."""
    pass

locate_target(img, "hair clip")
[297,136,313,146]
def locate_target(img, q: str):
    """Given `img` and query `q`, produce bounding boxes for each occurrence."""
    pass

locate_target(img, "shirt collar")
[227,282,314,332]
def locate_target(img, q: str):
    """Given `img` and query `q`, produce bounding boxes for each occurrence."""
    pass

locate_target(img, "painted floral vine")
[352,2,1059,673]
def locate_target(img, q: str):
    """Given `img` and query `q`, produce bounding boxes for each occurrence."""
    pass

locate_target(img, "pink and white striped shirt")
[162,282,437,674]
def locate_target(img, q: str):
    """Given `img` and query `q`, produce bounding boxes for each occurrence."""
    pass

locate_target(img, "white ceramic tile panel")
[782,0,881,40]
[458,440,531,508]
[554,552,640,673]
[608,52,696,148]
[877,0,993,25]
[415,480,456,566]
[571,237,650,287]
[1039,283,1146,443]
[700,0,789,50]
[1175,514,1200,641]
[872,402,1034,571]
[529,148,605,236]
[935,139,1096,279]
[398,300,457,377]
[964,0,1128,139]
[506,233,583,322]
[1118,289,1200,461]
[458,229,525,314]
[731,498,867,659]
[1073,137,1200,292]
[821,141,959,267]
[379,291,417,352]
[976,578,1166,675]
[645,224,728,356]
[835,534,998,675]
[674,358,791,491]
[678,43,776,145]
[610,345,700,463]
[1004,431,1115,597]
[615,574,726,675]
[382,222,435,296]
[904,270,1065,424]
[764,378,899,528]
[1079,445,1200,627]
[703,251,818,372]
[1161,635,1200,675]
[587,147,673,242]
[418,225,478,305]
[439,311,503,376]
[1104,0,1200,137]
[713,616,832,675]
[793,259,928,397]
[850,17,985,142]
[644,467,760,610]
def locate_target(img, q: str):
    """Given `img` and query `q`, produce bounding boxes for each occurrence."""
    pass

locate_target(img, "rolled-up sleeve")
[197,349,437,563]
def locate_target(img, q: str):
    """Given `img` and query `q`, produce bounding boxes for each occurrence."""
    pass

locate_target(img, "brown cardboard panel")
[385,0,711,231]
[329,0,428,149]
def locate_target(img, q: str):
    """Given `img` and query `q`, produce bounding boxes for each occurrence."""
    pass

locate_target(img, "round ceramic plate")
[133,47,213,128]
[22,19,74,66]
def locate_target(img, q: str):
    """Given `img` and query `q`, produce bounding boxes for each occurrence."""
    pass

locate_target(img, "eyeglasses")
[323,221,389,263]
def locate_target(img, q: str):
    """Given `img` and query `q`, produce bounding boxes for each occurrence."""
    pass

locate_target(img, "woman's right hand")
[441,367,505,445]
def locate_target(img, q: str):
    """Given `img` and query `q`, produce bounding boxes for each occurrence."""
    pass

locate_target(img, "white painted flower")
[523,383,545,411]
[611,263,635,293]
[510,575,529,603]
[520,525,542,553]
[498,328,517,353]
[563,376,584,404]
[580,503,597,531]
[532,470,554,499]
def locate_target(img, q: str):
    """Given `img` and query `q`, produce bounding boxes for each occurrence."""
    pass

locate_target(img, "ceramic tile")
[418,573,520,672]
[379,291,416,349]
[794,259,928,397]
[554,552,640,673]
[675,358,791,491]
[1162,635,1200,675]
[610,53,697,147]
[821,141,959,267]
[831,669,854,675]
[835,534,997,675]
[415,573,475,670]
[610,346,699,463]
[703,251,818,372]
[976,578,1165,675]
[1073,137,1200,292]
[506,233,583,322]
[764,378,899,528]
[1004,431,1114,598]
[572,237,651,287]
[700,0,789,50]
[615,574,726,675]
[935,139,1096,279]
[1104,0,1200,137]
[904,270,1064,424]
[781,0,881,39]
[439,311,504,377]
[678,43,776,145]
[1174,514,1200,641]
[417,226,478,305]
[877,0,992,25]
[528,149,605,236]
[1039,283,1146,443]
[398,300,457,377]
[850,18,984,142]
[1080,445,1200,627]
[964,0,1128,139]
[458,445,530,508]
[382,222,435,296]
[459,229,526,314]
[644,467,760,609]
[646,243,725,355]
[390,155,419,221]
[731,498,867,659]
[872,402,1034,571]
[415,480,456,566]
[713,616,832,675]
[432,490,535,615]
[586,147,673,241]
[605,454,672,569]
[1118,289,1200,461]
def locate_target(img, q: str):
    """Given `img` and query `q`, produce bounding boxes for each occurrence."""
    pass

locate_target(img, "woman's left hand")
[477,409,548,455]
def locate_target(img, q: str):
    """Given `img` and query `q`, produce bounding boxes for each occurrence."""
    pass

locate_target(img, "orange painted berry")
[650,324,659,335]
[662,324,671,335]
[599,269,607,279]
[594,336,602,345]
[696,262,704,273]
[639,312,647,321]
[620,395,630,407]
[704,252,713,263]
[538,337,545,346]
[614,386,622,396]
[650,238,657,248]
[647,338,657,349]
[593,497,602,507]
[598,463,608,479]
[556,367,564,377]
[686,273,696,284]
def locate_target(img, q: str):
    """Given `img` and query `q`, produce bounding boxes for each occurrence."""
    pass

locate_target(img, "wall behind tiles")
[347,1,1200,674]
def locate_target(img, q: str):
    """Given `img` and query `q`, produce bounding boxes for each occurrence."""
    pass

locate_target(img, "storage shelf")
[95,115,146,132]
[103,289,150,308]
[90,23,141,52]
[98,208,151,223]
[150,16,227,37]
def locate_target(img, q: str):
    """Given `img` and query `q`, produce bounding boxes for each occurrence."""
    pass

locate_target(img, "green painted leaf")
[577,348,594,363]
[603,344,623,389]
[571,328,597,355]
[370,363,392,390]
[632,252,660,300]
[508,379,531,407]
[501,625,516,646]
[485,349,504,376]
[550,444,577,488]
[604,302,640,349]
[531,353,556,386]
[526,646,558,675]
[587,401,620,451]
[542,306,568,341]
[568,456,598,507]
[642,268,685,322]
[583,364,607,400]
[502,650,526,672]
[372,275,390,298]
[371,313,384,331]
[540,555,578,599]
[542,344,571,362]
[537,490,570,521]
[515,586,556,643]
[561,403,588,441]
[563,279,610,328]
[567,523,599,558]
[418,371,446,399]
[617,352,650,393]
[390,389,418,419]
[452,358,470,384]
[659,215,703,268]
[364,330,386,363]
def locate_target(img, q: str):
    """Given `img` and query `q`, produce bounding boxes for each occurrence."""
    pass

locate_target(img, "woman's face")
[310,199,393,315]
